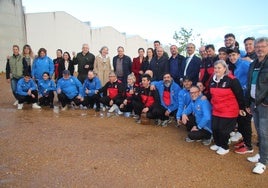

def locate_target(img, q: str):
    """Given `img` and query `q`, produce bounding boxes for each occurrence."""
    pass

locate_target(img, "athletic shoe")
[61,105,68,111]
[235,146,254,154]
[210,145,220,151]
[161,120,169,127]
[32,103,41,109]
[202,138,212,146]
[216,147,229,155]
[17,103,23,110]
[252,162,266,174]
[154,119,161,126]
[108,104,116,113]
[234,140,245,149]
[185,137,195,142]
[230,132,242,142]
[117,109,123,115]
[247,153,260,163]
[13,100,18,106]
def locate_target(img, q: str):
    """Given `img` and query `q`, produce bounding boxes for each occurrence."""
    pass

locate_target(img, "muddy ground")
[0,73,267,188]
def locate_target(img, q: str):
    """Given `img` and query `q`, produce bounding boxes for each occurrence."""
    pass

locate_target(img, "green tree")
[173,27,205,56]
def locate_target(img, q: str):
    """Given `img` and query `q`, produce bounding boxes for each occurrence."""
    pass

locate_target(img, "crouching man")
[16,72,41,110]
[181,86,212,145]
[57,70,83,110]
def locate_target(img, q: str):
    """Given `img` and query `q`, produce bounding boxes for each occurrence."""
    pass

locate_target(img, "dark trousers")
[99,96,121,107]
[237,112,253,149]
[82,94,100,108]
[39,91,54,106]
[186,115,211,140]
[17,90,38,104]
[132,100,156,119]
[119,103,133,112]
[58,93,81,107]
[212,116,237,150]
[151,105,177,120]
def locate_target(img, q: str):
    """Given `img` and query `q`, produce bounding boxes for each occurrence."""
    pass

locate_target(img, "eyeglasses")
[255,45,268,49]
[190,91,199,94]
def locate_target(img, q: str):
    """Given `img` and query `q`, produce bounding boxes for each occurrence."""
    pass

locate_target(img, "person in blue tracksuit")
[32,48,54,82]
[38,72,56,108]
[57,70,83,110]
[151,73,181,127]
[176,76,192,126]
[16,72,41,110]
[82,70,102,111]
[182,85,212,143]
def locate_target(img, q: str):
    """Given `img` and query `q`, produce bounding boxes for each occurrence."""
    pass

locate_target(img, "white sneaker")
[216,147,229,155]
[247,153,260,163]
[230,132,242,142]
[32,103,41,109]
[13,100,18,106]
[61,105,68,111]
[252,162,266,174]
[210,145,220,151]
[17,103,23,110]
[108,104,116,113]
[117,109,123,115]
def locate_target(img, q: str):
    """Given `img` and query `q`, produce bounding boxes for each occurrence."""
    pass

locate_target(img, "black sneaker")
[95,107,100,112]
[50,104,54,108]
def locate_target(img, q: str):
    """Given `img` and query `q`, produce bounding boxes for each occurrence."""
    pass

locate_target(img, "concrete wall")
[25,11,156,61]
[0,0,26,71]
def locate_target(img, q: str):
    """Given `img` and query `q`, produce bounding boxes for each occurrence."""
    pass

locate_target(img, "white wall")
[25,11,155,61]
[0,0,26,71]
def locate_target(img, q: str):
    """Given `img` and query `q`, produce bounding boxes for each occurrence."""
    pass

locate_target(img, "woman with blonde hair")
[94,46,112,85]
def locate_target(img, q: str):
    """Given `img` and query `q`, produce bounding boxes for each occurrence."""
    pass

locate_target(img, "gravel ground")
[0,73,267,188]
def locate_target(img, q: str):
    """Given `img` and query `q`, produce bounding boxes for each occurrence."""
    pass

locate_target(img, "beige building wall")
[25,11,156,61]
[0,0,26,71]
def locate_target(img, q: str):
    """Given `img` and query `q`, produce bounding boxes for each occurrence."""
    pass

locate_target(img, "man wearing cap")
[176,76,193,126]
[57,70,84,110]
[227,48,252,154]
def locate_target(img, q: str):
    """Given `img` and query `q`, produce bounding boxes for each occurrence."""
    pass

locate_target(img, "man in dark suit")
[180,43,201,85]
[113,46,132,86]
[149,46,169,81]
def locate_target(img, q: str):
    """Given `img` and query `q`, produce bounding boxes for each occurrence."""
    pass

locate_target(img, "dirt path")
[0,74,267,187]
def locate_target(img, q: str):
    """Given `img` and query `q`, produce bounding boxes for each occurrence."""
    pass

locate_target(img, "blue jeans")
[11,78,20,100]
[252,103,268,165]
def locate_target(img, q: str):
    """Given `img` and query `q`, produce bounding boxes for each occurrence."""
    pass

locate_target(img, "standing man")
[113,46,132,86]
[169,45,185,85]
[153,40,169,58]
[149,46,169,81]
[6,45,29,105]
[180,43,201,85]
[224,33,246,57]
[246,37,268,174]
[73,44,95,84]
[242,37,257,63]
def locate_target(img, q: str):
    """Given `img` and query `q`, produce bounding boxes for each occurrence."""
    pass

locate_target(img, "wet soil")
[0,73,267,187]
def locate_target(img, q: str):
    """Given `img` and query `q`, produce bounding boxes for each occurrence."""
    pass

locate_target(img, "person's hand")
[182,114,189,124]
[123,99,127,105]
[191,126,198,131]
[27,89,32,96]
[177,119,183,126]
[74,72,78,77]
[84,65,89,69]
[85,89,89,94]
[129,89,134,95]
[31,94,35,98]
[109,100,113,106]
[57,88,61,94]
[242,57,253,62]
[72,51,76,57]
[245,107,251,114]
[139,70,143,75]
[6,79,10,84]
[165,110,170,117]
[120,104,124,109]
[150,85,156,91]
[142,107,149,113]
[239,109,246,116]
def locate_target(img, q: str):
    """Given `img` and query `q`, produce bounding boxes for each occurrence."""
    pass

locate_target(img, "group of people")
[5,34,268,175]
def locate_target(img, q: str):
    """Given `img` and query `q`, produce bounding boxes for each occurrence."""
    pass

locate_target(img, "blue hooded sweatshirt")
[32,56,54,80]
[38,79,56,96]
[16,77,37,96]
[83,77,102,97]
[57,76,83,99]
